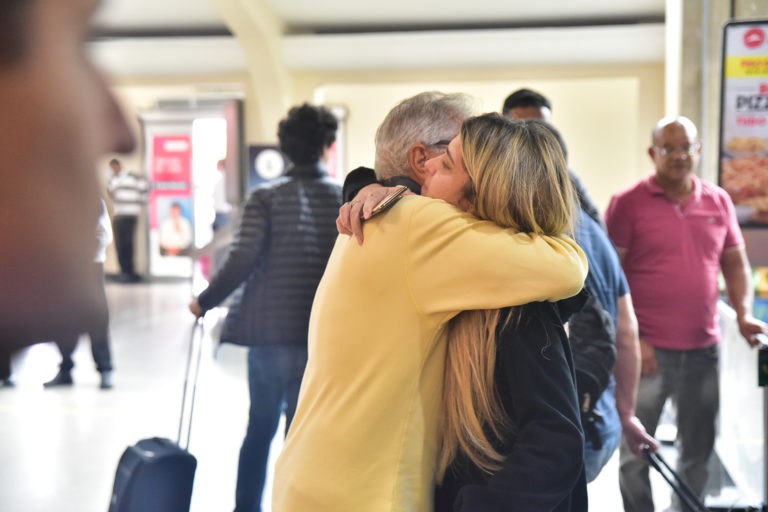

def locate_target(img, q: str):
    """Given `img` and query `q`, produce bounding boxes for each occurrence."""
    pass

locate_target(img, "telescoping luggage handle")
[177,317,204,451]
[642,445,708,512]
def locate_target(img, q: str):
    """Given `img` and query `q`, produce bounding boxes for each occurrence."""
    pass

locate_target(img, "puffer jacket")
[197,162,342,347]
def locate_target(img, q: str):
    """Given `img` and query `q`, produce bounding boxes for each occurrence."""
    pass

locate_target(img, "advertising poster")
[720,20,768,226]
[148,133,194,273]
[157,196,194,257]
[149,134,193,235]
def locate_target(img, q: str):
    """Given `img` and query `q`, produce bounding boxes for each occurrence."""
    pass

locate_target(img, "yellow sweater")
[272,195,587,512]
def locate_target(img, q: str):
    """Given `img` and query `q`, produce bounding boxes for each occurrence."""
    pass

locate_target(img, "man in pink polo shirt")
[606,116,766,512]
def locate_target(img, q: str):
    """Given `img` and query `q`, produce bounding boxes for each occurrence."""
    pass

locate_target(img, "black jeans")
[55,331,112,373]
[113,215,138,275]
[0,345,12,380]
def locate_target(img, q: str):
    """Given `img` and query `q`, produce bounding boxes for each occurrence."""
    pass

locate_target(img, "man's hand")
[189,299,204,318]
[639,339,658,375]
[336,184,396,245]
[622,416,659,457]
[737,314,767,348]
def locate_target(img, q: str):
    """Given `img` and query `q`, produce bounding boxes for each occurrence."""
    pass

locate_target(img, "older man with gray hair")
[339,91,474,239]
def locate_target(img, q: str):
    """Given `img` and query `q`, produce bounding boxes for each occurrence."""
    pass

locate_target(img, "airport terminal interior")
[3,0,768,510]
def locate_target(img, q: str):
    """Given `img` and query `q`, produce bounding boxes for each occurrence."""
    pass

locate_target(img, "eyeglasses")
[427,139,452,148]
[652,143,700,157]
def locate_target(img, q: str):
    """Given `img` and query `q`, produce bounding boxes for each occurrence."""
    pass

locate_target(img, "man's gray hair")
[374,91,476,180]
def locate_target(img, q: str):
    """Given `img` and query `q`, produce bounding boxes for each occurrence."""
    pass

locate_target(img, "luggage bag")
[107,318,205,512]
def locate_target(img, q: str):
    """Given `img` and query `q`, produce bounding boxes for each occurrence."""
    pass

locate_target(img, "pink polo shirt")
[605,175,744,350]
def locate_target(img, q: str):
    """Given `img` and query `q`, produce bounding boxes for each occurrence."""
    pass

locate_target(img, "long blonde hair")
[437,114,575,480]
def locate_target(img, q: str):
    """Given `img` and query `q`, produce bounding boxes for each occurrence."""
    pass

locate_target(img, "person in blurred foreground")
[0,0,135,352]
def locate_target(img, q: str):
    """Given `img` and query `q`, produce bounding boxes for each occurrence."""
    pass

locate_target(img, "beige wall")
[293,63,665,212]
[107,63,664,215]
[99,62,664,275]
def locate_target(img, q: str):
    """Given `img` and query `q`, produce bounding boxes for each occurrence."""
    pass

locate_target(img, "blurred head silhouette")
[0,0,135,343]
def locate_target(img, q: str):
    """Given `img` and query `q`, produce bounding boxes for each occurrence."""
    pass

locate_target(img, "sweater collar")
[381,175,422,195]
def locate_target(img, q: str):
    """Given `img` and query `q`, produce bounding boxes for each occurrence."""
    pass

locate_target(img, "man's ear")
[409,144,430,183]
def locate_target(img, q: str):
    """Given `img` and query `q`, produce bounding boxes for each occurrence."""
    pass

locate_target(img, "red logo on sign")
[745,28,765,48]
[761,84,768,95]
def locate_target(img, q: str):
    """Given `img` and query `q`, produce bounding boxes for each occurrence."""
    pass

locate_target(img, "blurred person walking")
[44,199,115,390]
[0,0,135,349]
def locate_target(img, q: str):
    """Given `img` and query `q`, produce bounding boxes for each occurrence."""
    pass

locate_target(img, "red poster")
[152,135,192,185]
[150,134,192,228]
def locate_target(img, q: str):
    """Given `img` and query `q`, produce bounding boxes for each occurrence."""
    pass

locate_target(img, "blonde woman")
[272,113,587,512]
[434,121,587,512]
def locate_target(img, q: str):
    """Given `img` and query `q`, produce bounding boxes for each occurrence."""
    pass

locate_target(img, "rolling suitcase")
[107,318,205,512]
[643,445,709,512]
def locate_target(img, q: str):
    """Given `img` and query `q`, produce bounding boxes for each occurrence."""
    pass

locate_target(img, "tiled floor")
[0,279,746,511]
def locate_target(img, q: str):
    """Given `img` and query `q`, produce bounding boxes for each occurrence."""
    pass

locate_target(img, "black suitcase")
[107,318,205,512]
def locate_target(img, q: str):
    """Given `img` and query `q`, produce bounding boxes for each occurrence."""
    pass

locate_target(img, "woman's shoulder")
[497,302,567,352]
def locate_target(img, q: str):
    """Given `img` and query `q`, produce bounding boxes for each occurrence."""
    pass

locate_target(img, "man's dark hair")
[109,158,121,166]
[0,0,32,67]
[501,88,552,117]
[543,121,569,162]
[278,103,338,165]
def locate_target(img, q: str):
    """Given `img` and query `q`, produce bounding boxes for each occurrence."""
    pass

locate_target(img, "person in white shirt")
[212,158,232,231]
[107,158,149,282]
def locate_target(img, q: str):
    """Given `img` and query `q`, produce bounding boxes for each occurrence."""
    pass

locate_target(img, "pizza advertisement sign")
[719,20,768,226]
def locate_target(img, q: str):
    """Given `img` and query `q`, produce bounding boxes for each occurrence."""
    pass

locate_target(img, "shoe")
[100,371,113,390]
[0,377,15,388]
[115,273,140,284]
[43,370,73,388]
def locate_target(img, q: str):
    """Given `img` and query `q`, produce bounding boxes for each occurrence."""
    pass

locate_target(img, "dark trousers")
[0,340,37,380]
[0,345,12,380]
[55,331,112,373]
[56,262,113,373]
[113,215,138,276]
[619,345,719,512]
[234,345,307,512]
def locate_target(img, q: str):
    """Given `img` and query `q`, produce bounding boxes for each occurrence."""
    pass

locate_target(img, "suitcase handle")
[642,445,708,512]
[177,317,204,450]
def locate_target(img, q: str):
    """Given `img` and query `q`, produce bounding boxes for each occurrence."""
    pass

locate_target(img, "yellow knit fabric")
[272,195,587,512]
